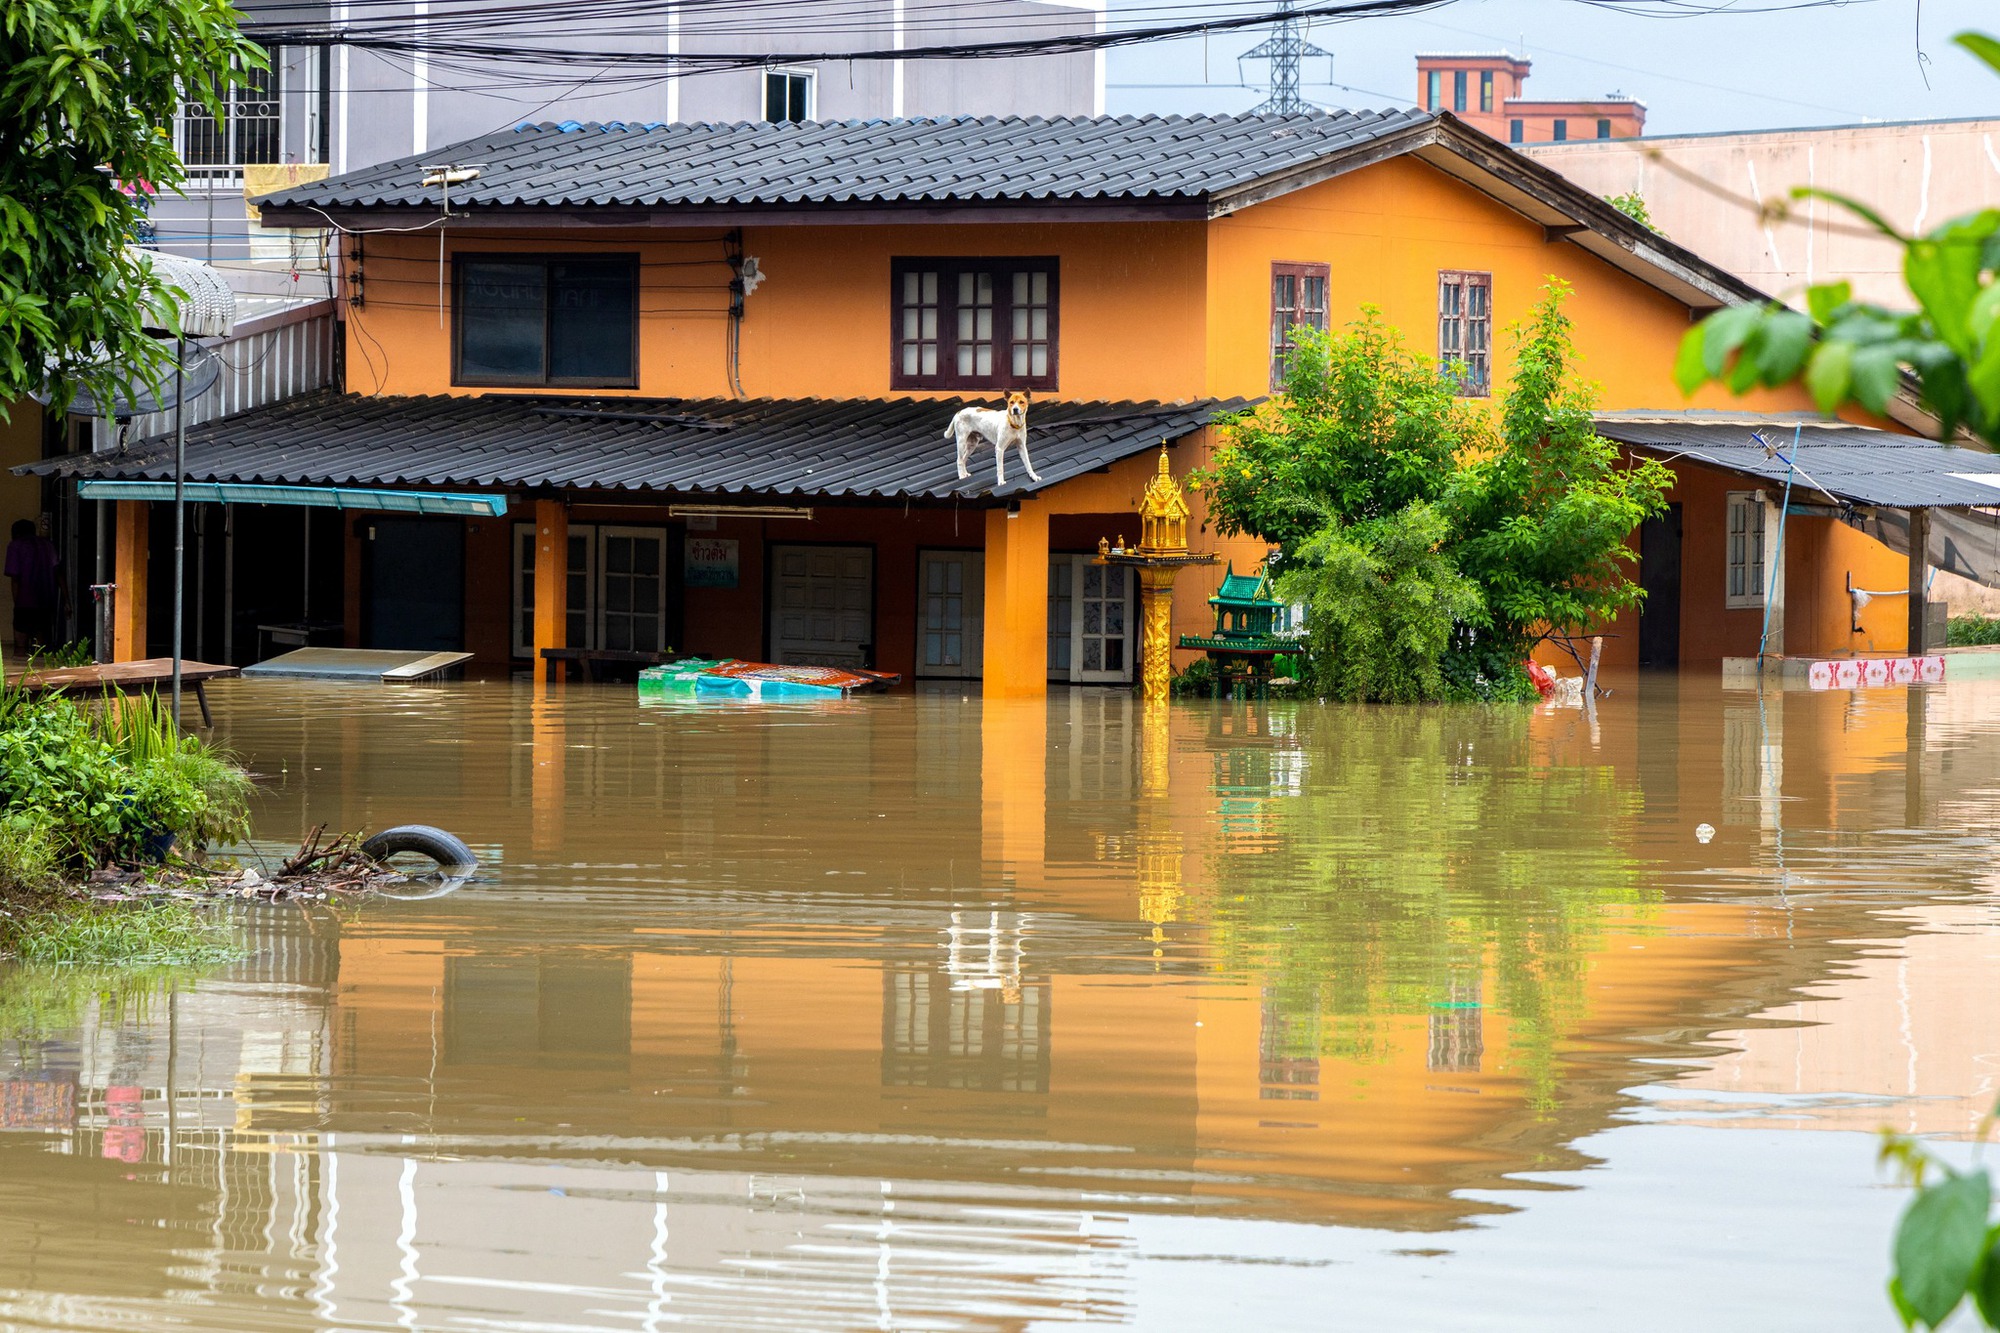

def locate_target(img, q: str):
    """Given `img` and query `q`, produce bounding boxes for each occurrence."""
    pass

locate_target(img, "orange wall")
[348,221,1209,404]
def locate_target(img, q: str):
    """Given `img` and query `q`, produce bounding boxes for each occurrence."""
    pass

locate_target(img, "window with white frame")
[764,68,814,123]
[177,61,282,177]
[512,523,673,656]
[1725,492,1766,608]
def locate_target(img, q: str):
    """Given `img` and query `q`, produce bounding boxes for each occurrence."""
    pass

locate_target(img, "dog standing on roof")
[946,391,1041,486]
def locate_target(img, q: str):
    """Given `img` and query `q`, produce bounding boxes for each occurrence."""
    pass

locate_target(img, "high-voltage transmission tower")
[1239,0,1333,114]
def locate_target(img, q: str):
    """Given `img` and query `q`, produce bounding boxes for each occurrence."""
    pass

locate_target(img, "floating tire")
[361,824,478,875]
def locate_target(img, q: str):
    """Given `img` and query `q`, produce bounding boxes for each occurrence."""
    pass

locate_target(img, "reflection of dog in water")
[945,391,1041,485]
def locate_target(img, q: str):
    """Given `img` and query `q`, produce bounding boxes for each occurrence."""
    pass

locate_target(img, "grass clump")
[1947,614,2000,647]
[1,901,238,968]
[0,681,252,887]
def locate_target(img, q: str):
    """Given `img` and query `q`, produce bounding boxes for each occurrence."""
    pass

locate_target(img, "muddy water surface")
[3,676,1999,1330]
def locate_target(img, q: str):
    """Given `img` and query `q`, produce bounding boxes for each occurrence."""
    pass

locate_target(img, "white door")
[597,526,670,652]
[916,551,984,678]
[1047,555,1133,684]
[771,545,874,666]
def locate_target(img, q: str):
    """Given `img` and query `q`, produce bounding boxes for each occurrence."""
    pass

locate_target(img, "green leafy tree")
[1192,309,1492,549]
[1673,31,2000,445]
[1274,503,1484,704]
[1448,282,1674,655]
[1,0,261,413]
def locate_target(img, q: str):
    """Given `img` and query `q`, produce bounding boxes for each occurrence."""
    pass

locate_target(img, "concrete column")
[111,500,149,662]
[981,500,1049,698]
[1908,506,1931,654]
[532,497,568,683]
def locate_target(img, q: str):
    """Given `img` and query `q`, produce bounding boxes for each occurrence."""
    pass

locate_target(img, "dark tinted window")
[456,256,637,387]
[458,261,546,381]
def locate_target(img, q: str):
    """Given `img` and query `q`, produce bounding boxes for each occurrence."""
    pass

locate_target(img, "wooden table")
[5,658,243,726]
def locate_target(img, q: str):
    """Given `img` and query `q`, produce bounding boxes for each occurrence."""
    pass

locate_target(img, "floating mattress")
[638,658,900,699]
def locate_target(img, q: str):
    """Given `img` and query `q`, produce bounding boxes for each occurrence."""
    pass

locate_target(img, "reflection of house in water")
[444,955,633,1071]
[1428,980,1485,1074]
[1259,996,1321,1101]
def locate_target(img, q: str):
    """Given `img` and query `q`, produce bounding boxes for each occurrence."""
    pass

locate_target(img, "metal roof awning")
[75,479,507,517]
[1595,412,2000,510]
[23,390,1248,502]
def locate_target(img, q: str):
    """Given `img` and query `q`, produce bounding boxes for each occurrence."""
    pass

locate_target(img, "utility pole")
[1240,0,1332,114]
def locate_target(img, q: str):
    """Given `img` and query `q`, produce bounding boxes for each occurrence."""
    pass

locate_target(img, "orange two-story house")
[46,109,1948,691]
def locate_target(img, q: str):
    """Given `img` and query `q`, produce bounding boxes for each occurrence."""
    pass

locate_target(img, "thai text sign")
[685,537,739,588]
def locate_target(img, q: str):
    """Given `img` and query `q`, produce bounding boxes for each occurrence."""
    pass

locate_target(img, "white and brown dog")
[945,391,1041,486]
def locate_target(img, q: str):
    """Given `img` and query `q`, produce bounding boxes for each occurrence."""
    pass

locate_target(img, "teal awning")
[75,480,506,517]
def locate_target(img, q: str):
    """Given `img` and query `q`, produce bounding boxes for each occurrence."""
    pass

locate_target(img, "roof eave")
[256,196,1213,232]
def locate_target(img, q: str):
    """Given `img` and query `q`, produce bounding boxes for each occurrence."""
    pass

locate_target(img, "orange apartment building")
[29,107,1977,688]
[1417,53,1646,146]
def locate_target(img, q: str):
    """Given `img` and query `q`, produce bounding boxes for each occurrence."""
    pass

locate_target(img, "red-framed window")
[891,257,1059,392]
[1270,261,1330,390]
[1438,270,1492,397]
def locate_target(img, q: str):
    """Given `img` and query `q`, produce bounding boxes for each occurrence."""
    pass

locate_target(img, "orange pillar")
[532,497,568,683]
[981,499,1049,698]
[531,680,566,853]
[981,694,1047,883]
[111,501,149,662]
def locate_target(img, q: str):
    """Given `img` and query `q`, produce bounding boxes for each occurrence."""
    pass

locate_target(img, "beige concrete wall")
[1524,119,2000,307]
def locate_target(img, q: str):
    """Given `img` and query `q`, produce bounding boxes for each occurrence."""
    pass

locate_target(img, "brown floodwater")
[3,673,1999,1330]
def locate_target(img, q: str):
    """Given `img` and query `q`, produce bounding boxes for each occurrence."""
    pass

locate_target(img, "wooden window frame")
[1269,260,1331,390]
[452,253,640,390]
[1479,71,1494,113]
[1553,119,1569,142]
[889,257,1060,392]
[1453,70,1467,112]
[1509,118,1524,144]
[1437,270,1492,398]
[1425,70,1442,111]
[1596,117,1613,139]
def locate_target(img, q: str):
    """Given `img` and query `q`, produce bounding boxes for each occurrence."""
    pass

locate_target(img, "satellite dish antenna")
[36,342,223,420]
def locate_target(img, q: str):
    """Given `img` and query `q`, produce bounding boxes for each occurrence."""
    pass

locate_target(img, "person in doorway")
[5,518,63,657]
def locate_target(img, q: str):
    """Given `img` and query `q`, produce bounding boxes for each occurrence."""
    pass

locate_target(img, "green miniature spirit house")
[1177,562,1291,697]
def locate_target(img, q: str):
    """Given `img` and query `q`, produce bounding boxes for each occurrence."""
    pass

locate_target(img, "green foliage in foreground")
[1,901,237,968]
[1,0,262,414]
[0,683,252,889]
[1673,32,2000,447]
[1881,1118,2000,1330]
[1949,615,2000,647]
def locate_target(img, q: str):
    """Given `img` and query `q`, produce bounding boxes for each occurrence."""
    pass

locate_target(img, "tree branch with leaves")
[1674,32,2000,446]
[0,0,262,415]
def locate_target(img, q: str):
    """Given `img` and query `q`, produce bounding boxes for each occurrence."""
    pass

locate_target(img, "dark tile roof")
[1596,413,2000,508]
[254,110,1434,211]
[25,391,1248,502]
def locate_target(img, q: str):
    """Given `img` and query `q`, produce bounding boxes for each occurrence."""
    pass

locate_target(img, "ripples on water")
[2,675,1998,1330]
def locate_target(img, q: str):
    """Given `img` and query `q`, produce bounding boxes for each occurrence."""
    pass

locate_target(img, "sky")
[1104,0,1999,135]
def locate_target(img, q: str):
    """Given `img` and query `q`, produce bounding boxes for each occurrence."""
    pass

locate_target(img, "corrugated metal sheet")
[28,391,1249,502]
[254,111,1432,212]
[1596,414,2000,509]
